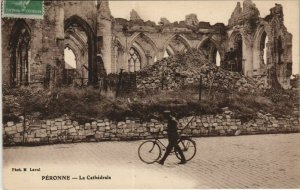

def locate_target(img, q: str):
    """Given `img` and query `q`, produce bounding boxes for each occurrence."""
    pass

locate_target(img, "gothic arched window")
[128,47,141,72]
[233,33,243,72]
[259,31,268,65]
[10,21,31,87]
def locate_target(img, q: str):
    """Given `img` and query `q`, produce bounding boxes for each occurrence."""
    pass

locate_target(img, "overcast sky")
[110,1,299,74]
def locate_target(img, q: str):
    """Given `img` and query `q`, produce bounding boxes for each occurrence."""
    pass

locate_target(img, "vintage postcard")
[1,0,300,189]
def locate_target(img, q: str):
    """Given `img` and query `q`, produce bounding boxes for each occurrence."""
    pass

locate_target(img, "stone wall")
[3,110,299,146]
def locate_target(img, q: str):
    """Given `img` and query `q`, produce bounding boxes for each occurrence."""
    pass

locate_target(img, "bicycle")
[138,134,196,164]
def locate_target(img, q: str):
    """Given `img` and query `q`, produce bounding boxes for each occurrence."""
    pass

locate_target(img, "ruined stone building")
[1,0,293,89]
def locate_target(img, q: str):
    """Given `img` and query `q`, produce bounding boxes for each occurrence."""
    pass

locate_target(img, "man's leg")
[174,143,186,164]
[158,143,173,165]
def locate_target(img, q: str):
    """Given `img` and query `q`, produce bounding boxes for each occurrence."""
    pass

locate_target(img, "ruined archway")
[129,33,158,67]
[64,29,89,85]
[232,33,243,72]
[253,26,270,70]
[163,35,191,55]
[127,42,145,72]
[9,20,31,87]
[64,15,97,85]
[198,38,222,66]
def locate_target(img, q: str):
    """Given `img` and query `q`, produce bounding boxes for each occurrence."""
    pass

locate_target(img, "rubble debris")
[136,49,269,93]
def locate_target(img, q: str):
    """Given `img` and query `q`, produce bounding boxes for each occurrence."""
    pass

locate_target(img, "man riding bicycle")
[158,110,187,165]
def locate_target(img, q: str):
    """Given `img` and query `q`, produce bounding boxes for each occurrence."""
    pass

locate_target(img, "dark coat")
[167,117,179,141]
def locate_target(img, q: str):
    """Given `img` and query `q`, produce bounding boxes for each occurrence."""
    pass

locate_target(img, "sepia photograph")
[1,0,300,189]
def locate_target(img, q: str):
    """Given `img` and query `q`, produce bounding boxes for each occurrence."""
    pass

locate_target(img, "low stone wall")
[3,111,300,146]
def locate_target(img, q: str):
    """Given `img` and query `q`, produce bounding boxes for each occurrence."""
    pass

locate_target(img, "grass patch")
[3,84,299,124]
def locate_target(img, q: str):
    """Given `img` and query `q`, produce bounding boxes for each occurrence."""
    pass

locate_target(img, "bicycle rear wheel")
[138,140,161,164]
[175,138,196,161]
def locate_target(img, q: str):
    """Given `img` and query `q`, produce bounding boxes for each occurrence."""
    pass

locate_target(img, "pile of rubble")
[136,50,269,92]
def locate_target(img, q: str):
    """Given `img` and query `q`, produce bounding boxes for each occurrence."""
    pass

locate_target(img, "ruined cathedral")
[2,0,293,89]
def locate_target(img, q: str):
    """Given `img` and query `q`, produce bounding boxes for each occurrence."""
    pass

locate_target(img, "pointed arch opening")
[164,35,191,55]
[233,33,243,72]
[129,33,158,67]
[64,15,97,85]
[9,20,31,87]
[198,38,221,67]
[128,47,142,72]
[261,31,269,65]
[254,27,270,70]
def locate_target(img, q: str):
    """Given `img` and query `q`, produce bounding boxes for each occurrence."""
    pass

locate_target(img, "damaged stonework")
[1,0,293,89]
[226,1,293,89]
[3,110,299,146]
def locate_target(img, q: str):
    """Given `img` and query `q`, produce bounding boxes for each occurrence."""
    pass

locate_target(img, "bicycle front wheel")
[175,138,196,161]
[138,140,161,164]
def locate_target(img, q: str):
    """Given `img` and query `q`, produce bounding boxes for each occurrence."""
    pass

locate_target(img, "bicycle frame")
[152,136,189,153]
[155,139,167,151]
[138,133,196,164]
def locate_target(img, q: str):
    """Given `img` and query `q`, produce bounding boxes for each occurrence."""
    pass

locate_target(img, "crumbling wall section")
[226,1,292,89]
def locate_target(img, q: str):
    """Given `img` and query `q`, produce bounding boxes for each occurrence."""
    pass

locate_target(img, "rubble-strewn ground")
[3,133,300,189]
